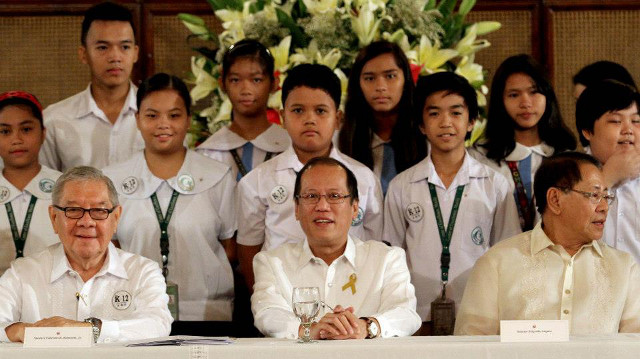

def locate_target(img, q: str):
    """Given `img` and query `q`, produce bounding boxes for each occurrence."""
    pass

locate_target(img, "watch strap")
[84,317,102,343]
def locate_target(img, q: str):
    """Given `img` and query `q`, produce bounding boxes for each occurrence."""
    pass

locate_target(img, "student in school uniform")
[237,64,384,290]
[384,72,521,334]
[0,91,61,275]
[470,55,576,231]
[576,80,640,263]
[103,73,237,323]
[196,39,289,181]
[338,41,426,195]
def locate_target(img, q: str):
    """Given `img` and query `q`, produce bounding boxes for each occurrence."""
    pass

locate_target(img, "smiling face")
[295,164,359,250]
[49,180,121,266]
[281,86,340,158]
[503,73,546,131]
[0,104,45,170]
[80,20,138,90]
[583,103,640,164]
[136,89,189,156]
[359,53,405,115]
[223,57,275,118]
[420,90,473,156]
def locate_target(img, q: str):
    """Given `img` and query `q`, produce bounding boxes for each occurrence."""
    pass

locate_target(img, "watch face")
[368,319,379,338]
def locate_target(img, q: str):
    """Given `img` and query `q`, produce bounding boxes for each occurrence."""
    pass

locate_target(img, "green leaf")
[458,0,476,16]
[205,0,243,11]
[178,13,205,26]
[437,0,458,18]
[275,7,308,48]
[191,45,219,62]
[291,0,308,19]
[424,0,436,10]
[249,0,266,13]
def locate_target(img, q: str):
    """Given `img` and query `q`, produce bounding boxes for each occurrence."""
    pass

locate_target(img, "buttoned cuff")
[99,319,120,343]
[285,319,301,340]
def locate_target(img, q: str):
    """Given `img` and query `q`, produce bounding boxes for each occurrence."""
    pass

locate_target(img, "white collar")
[274,145,345,172]
[504,142,554,162]
[0,165,61,203]
[371,133,389,149]
[76,83,137,120]
[298,235,357,270]
[410,150,489,187]
[50,242,128,283]
[197,124,290,153]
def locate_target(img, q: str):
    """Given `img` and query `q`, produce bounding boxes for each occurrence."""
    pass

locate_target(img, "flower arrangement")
[179,0,500,146]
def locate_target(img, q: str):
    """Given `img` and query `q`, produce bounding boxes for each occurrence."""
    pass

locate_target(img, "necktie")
[380,143,397,196]
[237,142,254,181]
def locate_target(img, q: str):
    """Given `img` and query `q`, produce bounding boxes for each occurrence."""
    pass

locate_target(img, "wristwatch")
[84,317,102,343]
[360,317,380,339]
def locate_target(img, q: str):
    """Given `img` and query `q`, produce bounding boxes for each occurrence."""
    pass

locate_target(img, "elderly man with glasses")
[455,152,640,335]
[0,166,172,343]
[250,157,420,340]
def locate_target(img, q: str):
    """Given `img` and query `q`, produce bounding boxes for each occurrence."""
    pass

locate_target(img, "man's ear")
[79,46,88,65]
[546,187,564,215]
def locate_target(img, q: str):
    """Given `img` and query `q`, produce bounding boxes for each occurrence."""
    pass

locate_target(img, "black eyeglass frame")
[53,205,117,220]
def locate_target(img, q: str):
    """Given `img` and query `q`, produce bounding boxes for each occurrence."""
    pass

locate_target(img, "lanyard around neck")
[150,190,179,278]
[506,160,535,231]
[6,195,38,258]
[230,148,274,178]
[428,183,465,283]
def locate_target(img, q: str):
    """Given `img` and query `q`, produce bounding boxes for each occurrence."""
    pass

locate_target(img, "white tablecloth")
[2,335,640,359]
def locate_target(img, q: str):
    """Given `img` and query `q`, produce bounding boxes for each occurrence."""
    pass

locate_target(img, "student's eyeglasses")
[296,193,352,205]
[557,188,616,205]
[53,205,117,220]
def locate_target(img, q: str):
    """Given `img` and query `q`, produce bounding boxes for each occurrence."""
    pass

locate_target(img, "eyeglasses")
[295,193,352,205]
[53,205,117,220]
[559,188,616,205]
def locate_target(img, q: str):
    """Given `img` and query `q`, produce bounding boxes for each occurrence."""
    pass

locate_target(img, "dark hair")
[414,71,479,133]
[294,157,359,204]
[221,39,275,82]
[483,54,576,162]
[81,2,135,45]
[576,80,640,147]
[573,61,637,90]
[338,41,425,172]
[137,73,192,115]
[0,92,43,126]
[281,64,341,109]
[534,152,602,215]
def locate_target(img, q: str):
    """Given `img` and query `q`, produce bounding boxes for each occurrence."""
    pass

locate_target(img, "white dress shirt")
[455,223,640,335]
[0,242,172,342]
[196,124,290,180]
[0,166,61,275]
[384,151,521,320]
[236,146,384,250]
[103,150,237,321]
[41,83,145,171]
[251,235,421,338]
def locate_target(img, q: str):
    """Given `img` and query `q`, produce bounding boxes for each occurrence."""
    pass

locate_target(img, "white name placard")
[23,327,93,348]
[500,320,569,342]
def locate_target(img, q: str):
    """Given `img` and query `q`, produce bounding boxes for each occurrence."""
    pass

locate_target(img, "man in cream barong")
[455,152,640,335]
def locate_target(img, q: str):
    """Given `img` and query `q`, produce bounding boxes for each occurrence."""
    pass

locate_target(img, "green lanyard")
[428,183,465,283]
[150,190,179,278]
[6,195,38,258]
[230,149,274,177]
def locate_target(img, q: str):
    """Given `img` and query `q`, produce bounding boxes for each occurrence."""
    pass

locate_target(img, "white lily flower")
[334,68,348,111]
[214,2,251,42]
[455,24,491,57]
[351,0,390,11]
[316,48,342,69]
[289,40,320,65]
[268,90,282,111]
[178,14,210,39]
[455,56,483,84]
[382,29,411,52]
[211,97,233,126]
[475,21,501,36]
[351,2,385,46]
[190,56,217,103]
[270,36,292,71]
[409,35,458,74]
[303,0,338,16]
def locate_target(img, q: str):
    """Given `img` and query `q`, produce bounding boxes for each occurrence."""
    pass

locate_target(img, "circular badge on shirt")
[178,174,195,192]
[39,178,55,193]
[471,226,484,245]
[0,187,10,203]
[121,176,139,195]
[112,290,132,310]
[351,207,364,226]
[405,202,424,222]
[270,185,288,204]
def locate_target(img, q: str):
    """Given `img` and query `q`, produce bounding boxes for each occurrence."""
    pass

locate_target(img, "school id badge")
[431,284,455,336]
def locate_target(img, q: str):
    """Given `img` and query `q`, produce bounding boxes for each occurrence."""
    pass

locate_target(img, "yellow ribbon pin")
[342,273,357,295]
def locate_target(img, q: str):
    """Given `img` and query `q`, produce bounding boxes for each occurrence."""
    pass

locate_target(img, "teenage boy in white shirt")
[237,64,383,291]
[384,72,520,332]
[41,2,144,171]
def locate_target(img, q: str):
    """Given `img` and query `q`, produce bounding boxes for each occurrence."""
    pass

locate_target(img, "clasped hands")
[298,305,371,340]
[5,316,91,342]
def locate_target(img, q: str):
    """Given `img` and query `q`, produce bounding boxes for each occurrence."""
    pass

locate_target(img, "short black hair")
[222,39,275,82]
[281,64,341,109]
[0,92,43,126]
[575,80,640,146]
[413,71,478,130]
[81,2,135,45]
[573,61,637,90]
[294,157,359,204]
[534,152,602,215]
[137,73,192,115]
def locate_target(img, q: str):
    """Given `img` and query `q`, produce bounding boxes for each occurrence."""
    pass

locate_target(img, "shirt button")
[563,309,570,314]
[565,289,571,295]
[328,283,333,287]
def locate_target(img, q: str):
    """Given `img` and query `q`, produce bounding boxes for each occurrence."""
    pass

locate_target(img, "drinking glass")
[292,287,320,343]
